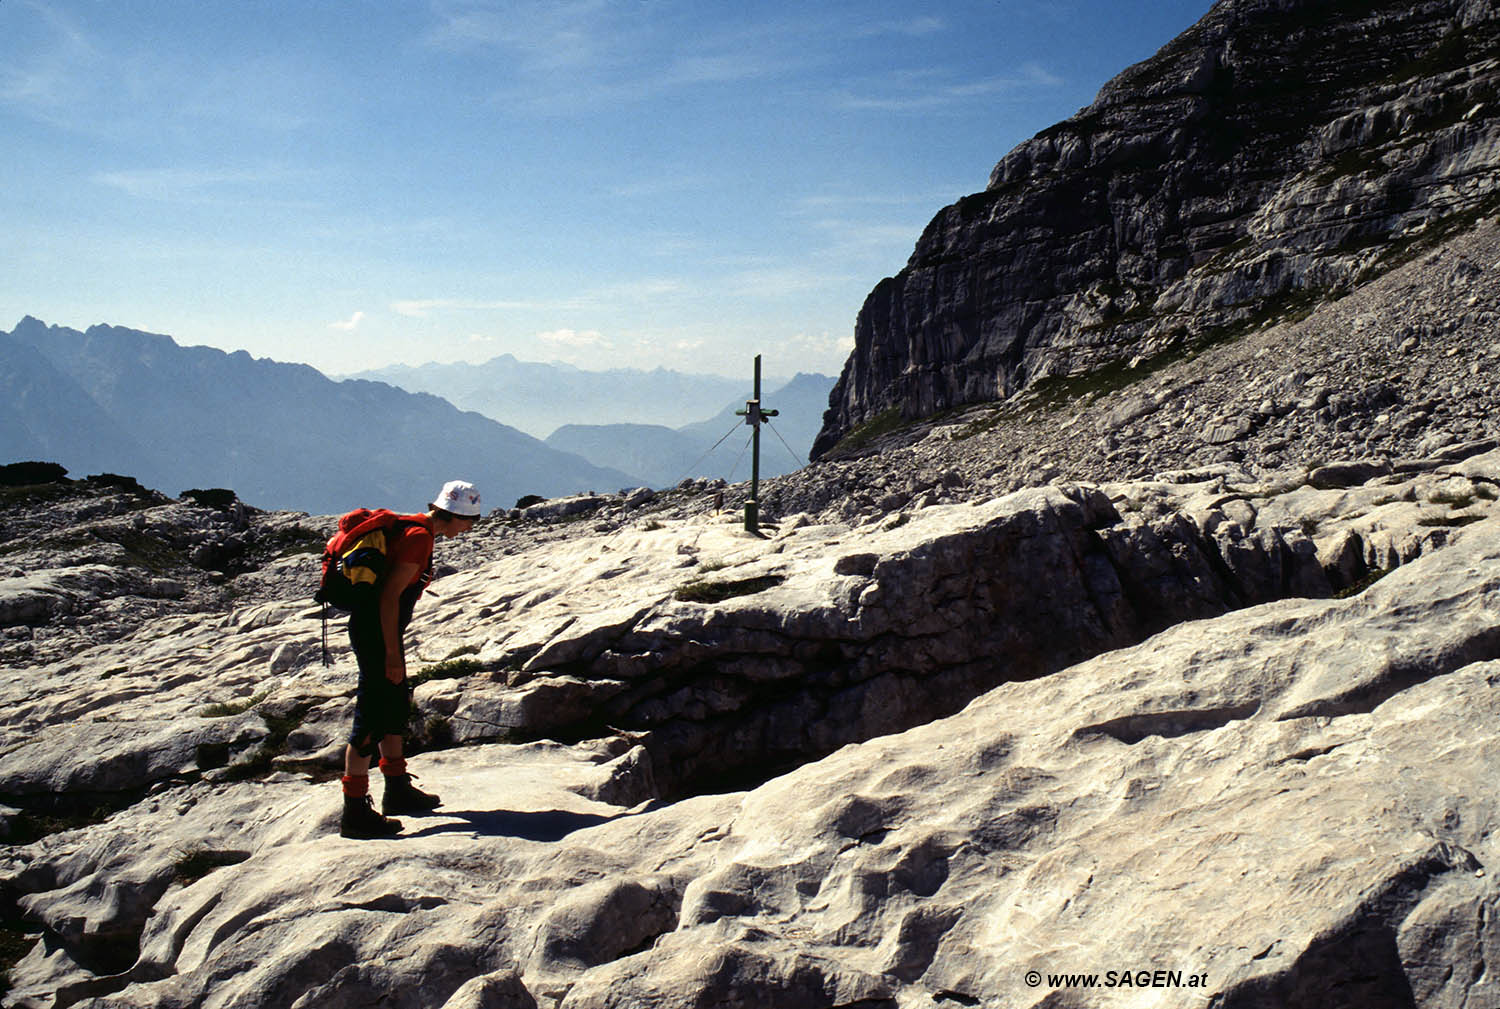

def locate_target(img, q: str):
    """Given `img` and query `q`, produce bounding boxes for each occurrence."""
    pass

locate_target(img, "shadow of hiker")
[404,807,617,842]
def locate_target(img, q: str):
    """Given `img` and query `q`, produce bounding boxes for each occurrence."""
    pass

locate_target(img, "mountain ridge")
[0,317,639,513]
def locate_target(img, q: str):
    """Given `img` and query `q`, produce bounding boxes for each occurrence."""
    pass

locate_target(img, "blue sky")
[2,0,1213,379]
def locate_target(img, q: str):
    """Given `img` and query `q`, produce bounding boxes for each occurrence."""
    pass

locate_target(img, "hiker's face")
[438,515,476,538]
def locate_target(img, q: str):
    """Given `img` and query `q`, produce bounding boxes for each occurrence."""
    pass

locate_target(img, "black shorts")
[347,590,419,754]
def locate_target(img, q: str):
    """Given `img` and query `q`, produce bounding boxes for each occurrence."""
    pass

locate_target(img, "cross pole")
[735,354,778,532]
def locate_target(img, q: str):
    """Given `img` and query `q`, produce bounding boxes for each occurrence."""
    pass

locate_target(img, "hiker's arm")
[380,561,420,683]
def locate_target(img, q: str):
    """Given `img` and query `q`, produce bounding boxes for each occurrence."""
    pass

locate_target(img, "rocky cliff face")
[813,0,1500,458]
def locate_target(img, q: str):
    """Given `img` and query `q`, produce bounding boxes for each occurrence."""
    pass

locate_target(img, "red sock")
[341,773,369,797]
[378,756,407,777]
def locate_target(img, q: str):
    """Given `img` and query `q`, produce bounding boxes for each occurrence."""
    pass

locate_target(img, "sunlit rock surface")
[3,449,1500,1007]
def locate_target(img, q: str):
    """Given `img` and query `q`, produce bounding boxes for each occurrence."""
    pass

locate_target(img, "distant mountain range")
[346,357,774,439]
[348,356,836,487]
[546,372,835,487]
[0,318,637,514]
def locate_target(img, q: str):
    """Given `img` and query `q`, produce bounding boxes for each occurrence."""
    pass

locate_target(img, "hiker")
[336,480,482,839]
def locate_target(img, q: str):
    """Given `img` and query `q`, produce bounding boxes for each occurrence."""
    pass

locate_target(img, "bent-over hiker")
[339,480,481,839]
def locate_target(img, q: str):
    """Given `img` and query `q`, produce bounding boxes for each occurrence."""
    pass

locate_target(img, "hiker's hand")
[385,653,405,684]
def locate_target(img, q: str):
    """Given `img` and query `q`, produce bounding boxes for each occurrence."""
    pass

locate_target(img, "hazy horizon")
[5,313,825,385]
[4,0,1214,378]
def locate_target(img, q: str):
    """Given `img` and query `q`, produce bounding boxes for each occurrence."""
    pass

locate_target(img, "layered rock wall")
[814,0,1500,456]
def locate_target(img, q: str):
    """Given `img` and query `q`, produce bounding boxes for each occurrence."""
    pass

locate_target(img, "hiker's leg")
[343,602,388,800]
[343,689,385,787]
[377,733,409,782]
[341,702,403,836]
[344,694,397,795]
[345,743,373,778]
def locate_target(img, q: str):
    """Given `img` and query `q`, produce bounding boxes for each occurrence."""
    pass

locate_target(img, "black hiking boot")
[382,772,442,815]
[341,795,403,839]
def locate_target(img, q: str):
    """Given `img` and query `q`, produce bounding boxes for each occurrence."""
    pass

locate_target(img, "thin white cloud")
[391,298,546,317]
[592,278,691,301]
[1,2,100,117]
[329,311,365,332]
[727,267,857,298]
[609,175,712,199]
[837,62,1064,112]
[178,55,320,133]
[4,3,319,138]
[424,1,819,115]
[537,328,610,349]
[423,0,617,67]
[795,190,968,212]
[850,17,947,38]
[778,329,856,370]
[390,283,682,319]
[92,166,308,203]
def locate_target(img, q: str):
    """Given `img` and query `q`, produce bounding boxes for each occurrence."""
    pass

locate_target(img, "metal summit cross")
[735,354,778,533]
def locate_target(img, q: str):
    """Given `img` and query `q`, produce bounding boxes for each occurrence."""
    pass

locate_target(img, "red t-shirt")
[388,514,435,591]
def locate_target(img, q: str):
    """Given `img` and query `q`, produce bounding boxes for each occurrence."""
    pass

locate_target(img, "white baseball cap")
[431,479,482,518]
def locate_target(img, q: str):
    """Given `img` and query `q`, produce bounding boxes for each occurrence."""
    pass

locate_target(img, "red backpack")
[315,508,434,665]
[315,508,407,611]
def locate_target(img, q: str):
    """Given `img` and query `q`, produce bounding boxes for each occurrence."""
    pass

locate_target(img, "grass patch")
[0,461,68,486]
[218,710,306,782]
[180,488,239,511]
[1418,514,1486,528]
[953,408,1006,442]
[199,691,268,718]
[0,917,39,1004]
[265,526,326,559]
[0,480,78,513]
[1,791,144,846]
[1014,341,1190,417]
[108,529,188,574]
[1354,189,1500,282]
[827,407,908,457]
[1333,566,1396,599]
[1428,489,1476,509]
[410,713,454,754]
[675,574,785,604]
[173,848,251,885]
[1015,287,1334,420]
[1379,26,1470,87]
[408,657,485,689]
